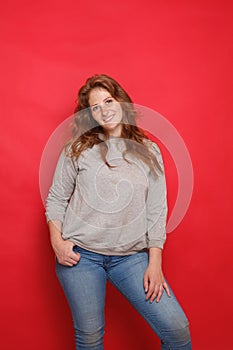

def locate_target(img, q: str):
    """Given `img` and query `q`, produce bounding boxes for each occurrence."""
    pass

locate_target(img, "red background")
[1,1,232,349]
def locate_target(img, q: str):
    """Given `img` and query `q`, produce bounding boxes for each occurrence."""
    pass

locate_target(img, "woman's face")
[88,88,123,137]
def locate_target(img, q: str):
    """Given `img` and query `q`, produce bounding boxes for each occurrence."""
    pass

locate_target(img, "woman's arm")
[144,247,170,303]
[146,142,167,250]
[45,149,78,224]
[144,142,170,302]
[45,149,80,266]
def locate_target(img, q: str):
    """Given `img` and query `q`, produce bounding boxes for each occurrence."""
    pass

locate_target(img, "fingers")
[70,251,81,262]
[144,276,149,293]
[58,253,81,266]
[56,242,81,266]
[66,253,81,265]
[163,282,171,298]
[146,283,163,303]
[62,261,75,267]
[154,284,164,303]
[145,281,171,303]
[66,251,81,265]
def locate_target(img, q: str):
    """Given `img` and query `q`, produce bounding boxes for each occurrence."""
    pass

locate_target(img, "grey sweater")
[45,137,168,255]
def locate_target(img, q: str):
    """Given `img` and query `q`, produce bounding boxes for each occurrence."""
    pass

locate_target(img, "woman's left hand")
[144,248,171,303]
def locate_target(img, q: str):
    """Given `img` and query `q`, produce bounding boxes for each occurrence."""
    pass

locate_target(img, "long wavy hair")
[66,74,163,177]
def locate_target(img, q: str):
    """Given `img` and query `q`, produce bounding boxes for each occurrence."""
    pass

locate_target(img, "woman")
[45,74,192,349]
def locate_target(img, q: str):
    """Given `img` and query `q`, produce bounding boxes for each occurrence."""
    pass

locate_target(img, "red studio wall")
[1,1,232,349]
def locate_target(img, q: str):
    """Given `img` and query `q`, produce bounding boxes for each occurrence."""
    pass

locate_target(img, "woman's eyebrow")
[90,96,112,107]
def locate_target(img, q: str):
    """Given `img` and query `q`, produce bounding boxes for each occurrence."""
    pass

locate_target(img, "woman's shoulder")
[143,138,161,155]
[55,144,80,172]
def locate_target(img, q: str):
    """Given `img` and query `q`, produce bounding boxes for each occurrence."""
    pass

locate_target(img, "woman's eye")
[105,99,113,104]
[92,99,114,112]
[92,105,99,112]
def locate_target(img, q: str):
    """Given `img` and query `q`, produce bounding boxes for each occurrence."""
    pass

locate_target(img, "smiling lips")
[103,114,114,123]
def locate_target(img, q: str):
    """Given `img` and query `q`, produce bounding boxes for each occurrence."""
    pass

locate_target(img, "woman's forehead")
[89,87,113,105]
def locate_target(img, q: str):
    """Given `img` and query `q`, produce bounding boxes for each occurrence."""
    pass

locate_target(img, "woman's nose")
[100,104,108,115]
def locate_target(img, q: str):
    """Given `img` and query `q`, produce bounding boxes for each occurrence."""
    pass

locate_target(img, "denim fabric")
[56,246,192,350]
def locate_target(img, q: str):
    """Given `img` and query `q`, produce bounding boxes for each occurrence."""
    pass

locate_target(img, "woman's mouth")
[103,114,114,123]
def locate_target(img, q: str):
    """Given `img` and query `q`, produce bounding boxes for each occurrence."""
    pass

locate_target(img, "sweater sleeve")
[45,148,78,224]
[146,142,168,249]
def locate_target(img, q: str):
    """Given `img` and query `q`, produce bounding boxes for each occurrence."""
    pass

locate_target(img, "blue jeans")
[56,246,192,350]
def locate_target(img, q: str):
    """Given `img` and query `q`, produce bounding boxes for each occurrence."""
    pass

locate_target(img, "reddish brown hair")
[66,74,163,177]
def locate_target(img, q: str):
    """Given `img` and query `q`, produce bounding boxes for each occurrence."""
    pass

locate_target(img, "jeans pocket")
[72,245,81,254]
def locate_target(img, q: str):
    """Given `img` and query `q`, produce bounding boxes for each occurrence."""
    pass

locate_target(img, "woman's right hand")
[52,239,81,267]
[48,220,81,267]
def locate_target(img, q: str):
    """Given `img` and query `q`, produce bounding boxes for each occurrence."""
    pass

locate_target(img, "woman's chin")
[103,122,121,130]
[102,123,122,136]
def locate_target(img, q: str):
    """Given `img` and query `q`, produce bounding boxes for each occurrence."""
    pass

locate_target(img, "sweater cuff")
[45,212,64,225]
[147,239,166,250]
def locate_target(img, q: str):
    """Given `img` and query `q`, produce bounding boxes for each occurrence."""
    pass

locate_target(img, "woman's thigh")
[55,246,107,333]
[106,251,191,347]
